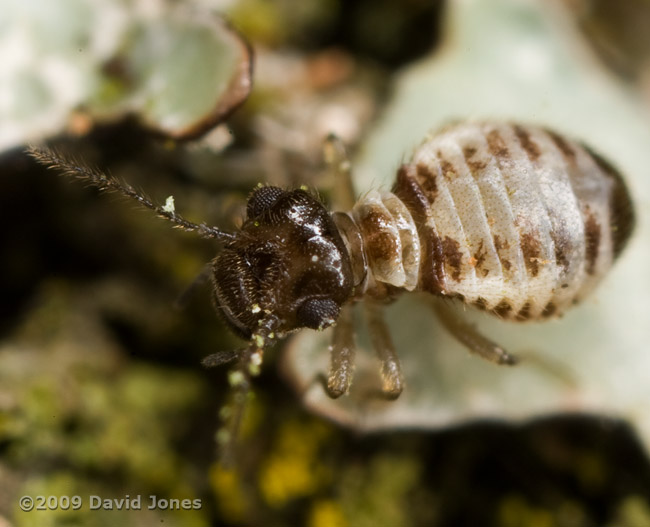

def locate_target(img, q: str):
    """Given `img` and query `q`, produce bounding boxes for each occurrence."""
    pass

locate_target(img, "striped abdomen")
[344,122,635,320]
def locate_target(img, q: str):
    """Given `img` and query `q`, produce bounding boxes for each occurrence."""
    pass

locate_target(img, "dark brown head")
[211,186,354,340]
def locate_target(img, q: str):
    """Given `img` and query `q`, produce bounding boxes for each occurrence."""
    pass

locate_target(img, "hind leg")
[433,300,519,366]
[364,301,404,399]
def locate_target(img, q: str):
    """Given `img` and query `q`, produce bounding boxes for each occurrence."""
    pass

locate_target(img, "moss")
[336,454,423,527]
[14,473,127,527]
[7,356,206,488]
[1,283,211,525]
[497,495,555,527]
[615,496,650,527]
[308,499,348,527]
[13,471,209,527]
[209,464,248,524]
[574,450,607,492]
[229,0,285,45]
[258,418,332,508]
[227,0,339,47]
[497,495,590,527]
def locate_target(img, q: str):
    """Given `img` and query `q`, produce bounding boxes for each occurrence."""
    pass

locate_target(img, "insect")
[28,120,635,451]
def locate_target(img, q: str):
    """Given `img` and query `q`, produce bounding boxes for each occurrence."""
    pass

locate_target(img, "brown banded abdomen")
[376,122,636,320]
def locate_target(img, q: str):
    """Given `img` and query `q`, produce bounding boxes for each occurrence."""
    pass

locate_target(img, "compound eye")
[297,298,340,330]
[246,186,286,219]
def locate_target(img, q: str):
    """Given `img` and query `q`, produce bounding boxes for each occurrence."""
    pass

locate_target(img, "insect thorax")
[333,190,421,300]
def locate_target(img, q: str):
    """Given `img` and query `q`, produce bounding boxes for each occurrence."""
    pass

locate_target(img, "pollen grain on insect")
[219,405,232,420]
[228,370,245,387]
[163,195,175,214]
[249,351,263,376]
[216,428,231,445]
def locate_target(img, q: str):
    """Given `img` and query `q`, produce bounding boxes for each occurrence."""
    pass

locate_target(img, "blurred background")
[1,0,650,525]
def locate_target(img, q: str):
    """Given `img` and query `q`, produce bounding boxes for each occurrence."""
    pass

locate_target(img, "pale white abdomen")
[347,122,635,321]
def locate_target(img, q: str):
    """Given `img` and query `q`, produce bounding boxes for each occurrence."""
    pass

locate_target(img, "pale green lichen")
[2,0,250,151]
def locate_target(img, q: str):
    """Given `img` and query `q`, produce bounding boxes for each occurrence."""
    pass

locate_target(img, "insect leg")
[432,300,519,366]
[215,338,265,466]
[326,303,356,398]
[323,134,356,210]
[364,301,404,399]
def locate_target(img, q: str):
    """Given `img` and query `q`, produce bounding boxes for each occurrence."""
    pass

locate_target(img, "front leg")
[326,303,356,398]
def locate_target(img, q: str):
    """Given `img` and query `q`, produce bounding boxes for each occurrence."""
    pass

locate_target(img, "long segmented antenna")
[27,146,235,242]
